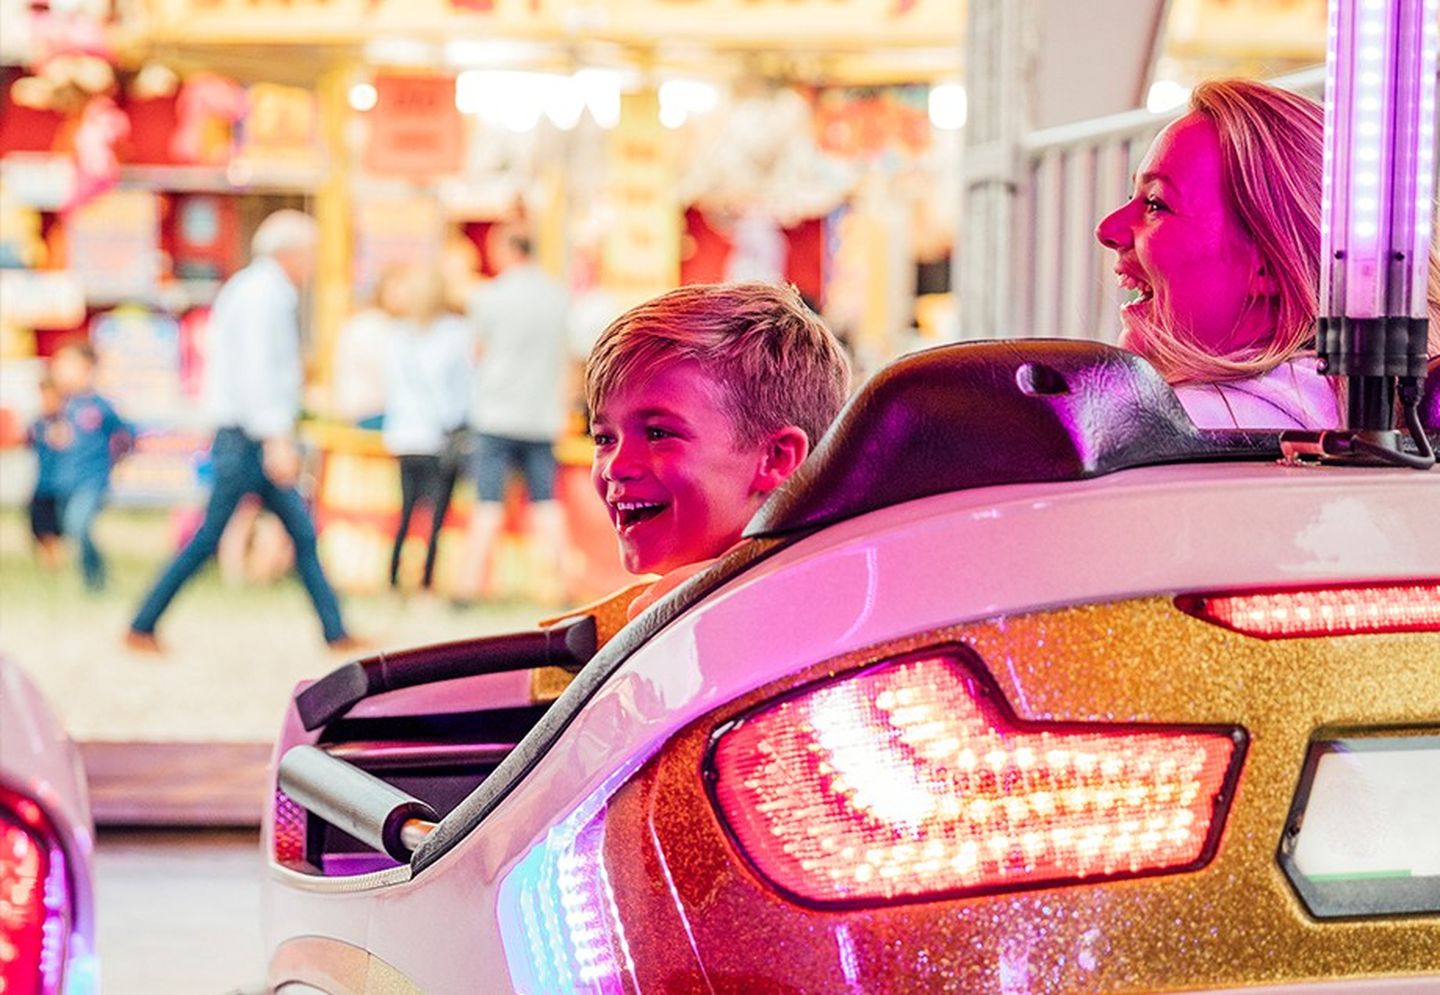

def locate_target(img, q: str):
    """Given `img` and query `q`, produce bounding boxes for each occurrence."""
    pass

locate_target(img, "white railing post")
[960,0,1037,341]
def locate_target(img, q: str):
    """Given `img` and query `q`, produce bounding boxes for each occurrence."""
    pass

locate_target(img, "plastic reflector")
[272,791,307,865]
[708,652,1242,906]
[1177,582,1440,639]
[497,803,636,994]
[0,790,69,995]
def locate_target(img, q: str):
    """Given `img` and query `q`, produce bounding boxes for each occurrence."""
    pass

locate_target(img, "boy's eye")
[591,430,615,446]
[645,426,676,441]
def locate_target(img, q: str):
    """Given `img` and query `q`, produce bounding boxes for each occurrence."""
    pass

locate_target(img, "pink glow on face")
[590,362,773,576]
[1095,113,1272,359]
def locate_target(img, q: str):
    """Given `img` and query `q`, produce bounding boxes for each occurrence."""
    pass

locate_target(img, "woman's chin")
[1117,323,1149,356]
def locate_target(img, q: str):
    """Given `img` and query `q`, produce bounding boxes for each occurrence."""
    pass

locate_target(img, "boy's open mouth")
[614,500,668,531]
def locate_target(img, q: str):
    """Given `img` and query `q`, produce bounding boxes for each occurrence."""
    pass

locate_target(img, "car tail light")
[272,789,307,865]
[0,789,72,995]
[706,649,1244,907]
[498,802,636,994]
[1176,581,1440,639]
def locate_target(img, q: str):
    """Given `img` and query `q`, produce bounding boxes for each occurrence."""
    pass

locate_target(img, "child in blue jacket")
[26,376,65,570]
[50,340,133,591]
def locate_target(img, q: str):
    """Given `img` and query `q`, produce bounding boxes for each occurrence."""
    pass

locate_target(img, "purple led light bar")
[1322,0,1439,321]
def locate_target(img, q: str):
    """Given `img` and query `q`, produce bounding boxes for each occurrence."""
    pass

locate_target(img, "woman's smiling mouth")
[1116,269,1155,309]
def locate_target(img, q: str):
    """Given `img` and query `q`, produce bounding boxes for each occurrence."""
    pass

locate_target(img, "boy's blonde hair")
[586,282,851,447]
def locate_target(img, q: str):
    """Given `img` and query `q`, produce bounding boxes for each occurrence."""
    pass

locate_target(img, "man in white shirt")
[453,227,572,604]
[127,211,357,651]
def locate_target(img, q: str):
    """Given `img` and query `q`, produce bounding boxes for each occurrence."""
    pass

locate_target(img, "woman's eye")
[1143,196,1169,214]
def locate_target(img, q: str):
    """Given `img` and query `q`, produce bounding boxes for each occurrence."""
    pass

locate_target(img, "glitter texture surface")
[604,596,1440,993]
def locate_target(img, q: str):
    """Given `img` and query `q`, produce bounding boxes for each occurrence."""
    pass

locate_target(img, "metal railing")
[1013,67,1326,344]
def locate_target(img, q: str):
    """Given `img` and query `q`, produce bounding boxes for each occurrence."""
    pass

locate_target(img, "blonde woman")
[1096,78,1440,429]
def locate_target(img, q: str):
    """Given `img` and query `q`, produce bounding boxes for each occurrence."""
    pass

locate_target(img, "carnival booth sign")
[92,307,207,504]
[364,75,463,179]
[64,189,161,304]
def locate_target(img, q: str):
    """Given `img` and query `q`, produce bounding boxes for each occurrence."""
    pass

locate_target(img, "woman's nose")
[1095,204,1133,251]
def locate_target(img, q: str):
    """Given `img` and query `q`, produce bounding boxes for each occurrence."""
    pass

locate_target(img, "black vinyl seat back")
[748,339,1281,537]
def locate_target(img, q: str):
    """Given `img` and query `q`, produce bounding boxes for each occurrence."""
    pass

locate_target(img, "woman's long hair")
[1129,78,1440,384]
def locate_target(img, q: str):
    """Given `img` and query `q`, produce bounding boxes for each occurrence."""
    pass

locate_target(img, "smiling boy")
[585,283,850,616]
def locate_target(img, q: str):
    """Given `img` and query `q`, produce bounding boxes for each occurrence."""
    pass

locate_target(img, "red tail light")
[707,649,1244,907]
[1177,581,1440,639]
[0,789,70,995]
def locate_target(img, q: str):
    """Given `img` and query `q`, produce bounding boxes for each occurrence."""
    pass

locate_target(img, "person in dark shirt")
[26,376,65,570]
[50,340,133,592]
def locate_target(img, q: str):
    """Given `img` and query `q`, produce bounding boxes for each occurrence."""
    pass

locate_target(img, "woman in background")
[383,265,473,594]
[1095,78,1440,429]
[334,264,406,429]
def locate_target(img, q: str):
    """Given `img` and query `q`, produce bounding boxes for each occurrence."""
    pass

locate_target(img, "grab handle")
[296,614,597,731]
[278,745,437,862]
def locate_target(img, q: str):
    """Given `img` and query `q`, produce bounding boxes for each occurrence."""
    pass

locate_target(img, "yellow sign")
[601,91,680,306]
[239,83,319,164]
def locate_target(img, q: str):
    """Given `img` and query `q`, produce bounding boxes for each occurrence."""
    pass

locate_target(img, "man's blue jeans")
[131,428,347,642]
[60,483,107,591]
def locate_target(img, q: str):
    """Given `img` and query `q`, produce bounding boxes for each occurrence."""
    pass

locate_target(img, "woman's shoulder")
[1175,358,1340,430]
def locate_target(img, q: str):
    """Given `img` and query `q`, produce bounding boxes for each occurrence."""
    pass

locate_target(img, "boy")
[585,282,851,618]
[49,339,133,592]
[26,376,65,570]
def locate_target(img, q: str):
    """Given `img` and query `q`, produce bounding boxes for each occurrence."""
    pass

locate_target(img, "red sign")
[364,75,463,178]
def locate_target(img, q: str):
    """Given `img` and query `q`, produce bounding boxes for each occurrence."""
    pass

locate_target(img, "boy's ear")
[752,425,810,495]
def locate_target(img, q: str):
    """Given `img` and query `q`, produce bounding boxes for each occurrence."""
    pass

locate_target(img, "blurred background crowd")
[0,0,1331,748]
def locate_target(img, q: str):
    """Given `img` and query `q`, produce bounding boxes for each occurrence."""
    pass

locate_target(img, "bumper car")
[0,658,98,995]
[260,341,1439,993]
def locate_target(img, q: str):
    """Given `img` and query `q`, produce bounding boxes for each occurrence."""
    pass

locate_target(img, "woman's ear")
[1250,261,1279,298]
[752,425,811,495]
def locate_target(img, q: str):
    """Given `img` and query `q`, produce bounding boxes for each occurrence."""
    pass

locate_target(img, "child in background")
[383,265,474,594]
[585,282,851,619]
[25,376,65,570]
[49,339,133,592]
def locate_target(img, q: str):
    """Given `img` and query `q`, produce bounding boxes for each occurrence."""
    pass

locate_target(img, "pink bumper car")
[0,658,98,995]
[260,342,1439,993]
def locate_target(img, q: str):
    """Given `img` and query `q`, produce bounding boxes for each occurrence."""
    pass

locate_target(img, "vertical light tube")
[1393,0,1439,317]
[1324,0,1399,320]
[1324,0,1439,321]
[1320,0,1437,415]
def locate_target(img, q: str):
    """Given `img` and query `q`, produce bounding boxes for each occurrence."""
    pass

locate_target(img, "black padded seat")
[748,339,1280,537]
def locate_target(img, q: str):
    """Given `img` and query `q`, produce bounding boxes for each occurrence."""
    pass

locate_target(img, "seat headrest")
[747,339,1277,537]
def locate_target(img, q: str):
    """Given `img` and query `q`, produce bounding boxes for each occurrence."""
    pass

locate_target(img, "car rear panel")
[598,596,1439,993]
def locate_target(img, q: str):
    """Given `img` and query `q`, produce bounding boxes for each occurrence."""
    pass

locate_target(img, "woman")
[334,264,406,429]
[1095,78,1440,429]
[383,265,473,593]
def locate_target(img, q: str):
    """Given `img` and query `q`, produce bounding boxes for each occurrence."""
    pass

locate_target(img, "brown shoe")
[326,636,370,654]
[124,630,165,655]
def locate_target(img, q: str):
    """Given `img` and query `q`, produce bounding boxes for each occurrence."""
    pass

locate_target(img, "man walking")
[126,210,358,652]
[453,226,572,605]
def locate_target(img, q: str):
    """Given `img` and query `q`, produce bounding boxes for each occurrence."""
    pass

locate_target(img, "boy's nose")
[602,437,645,481]
[1095,203,1134,251]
